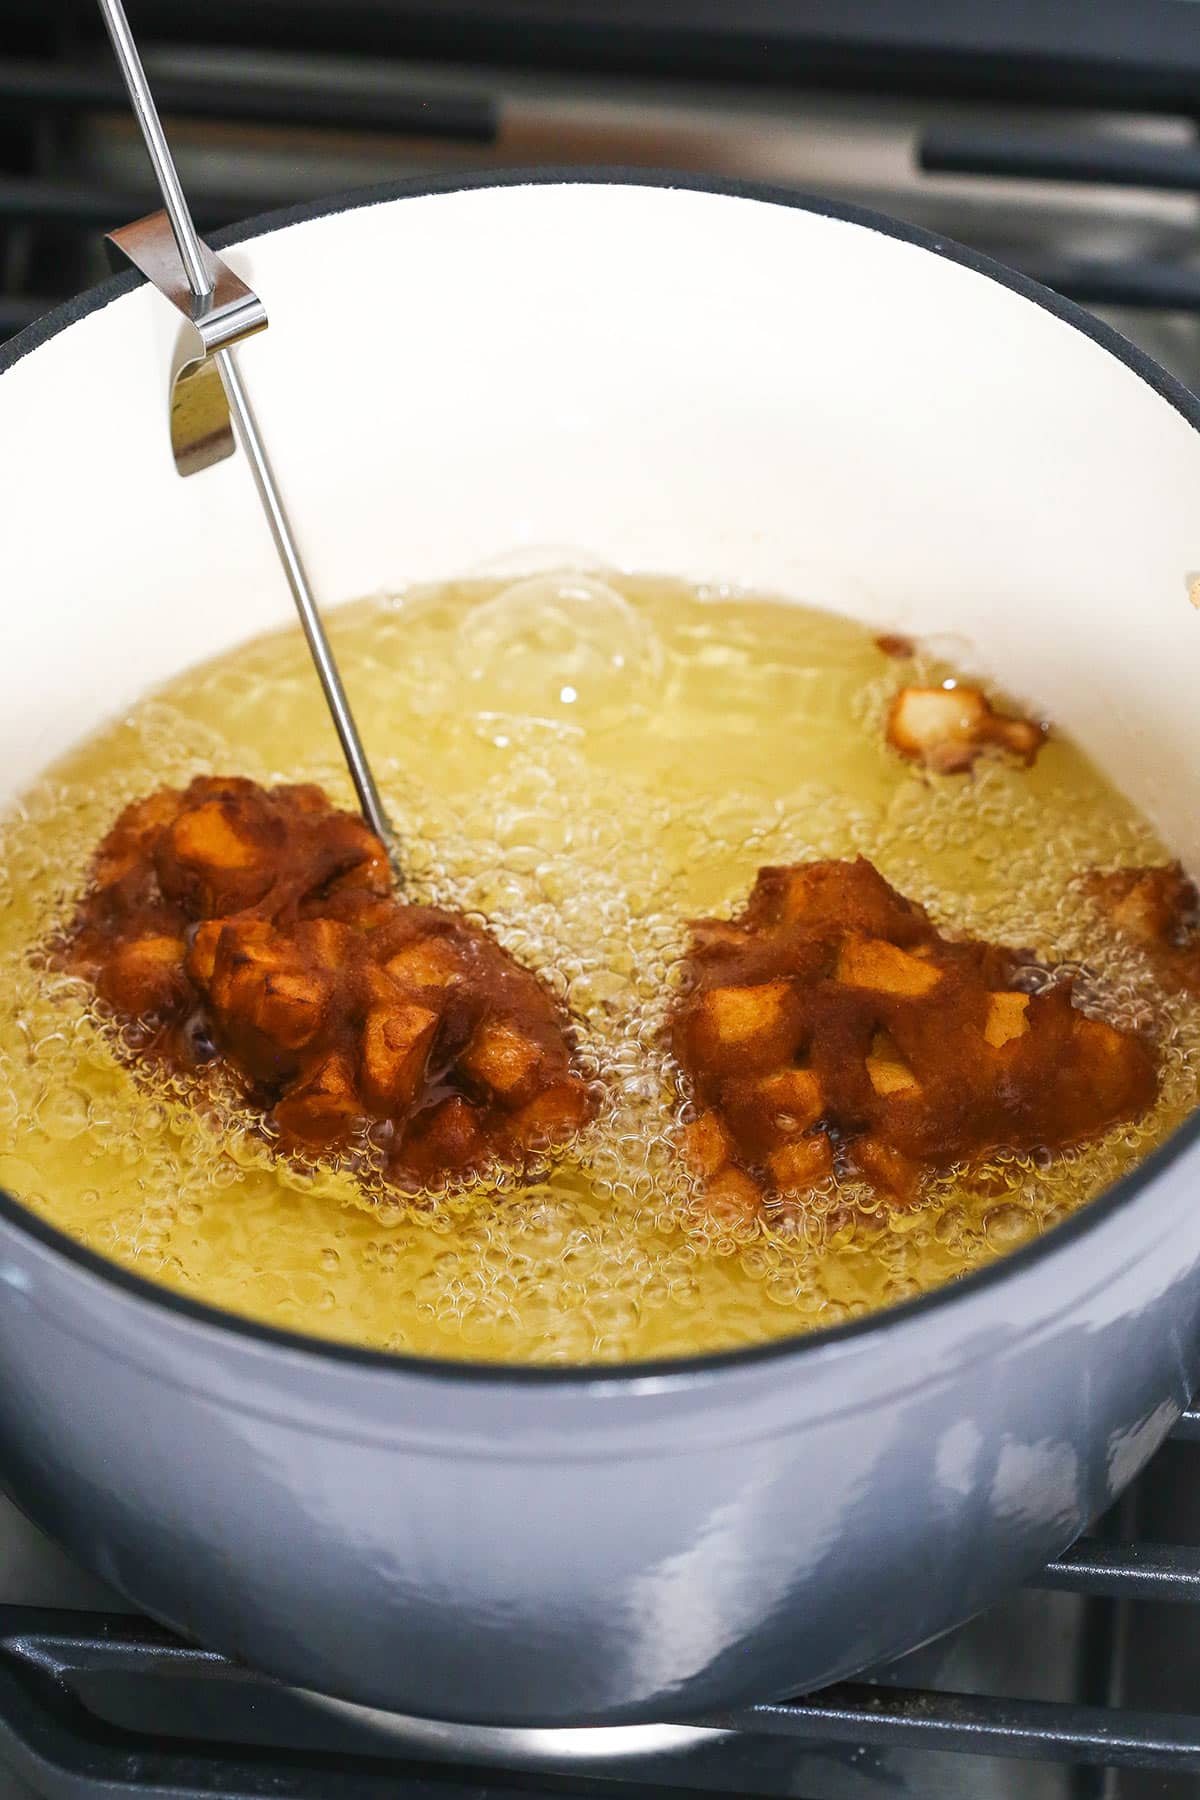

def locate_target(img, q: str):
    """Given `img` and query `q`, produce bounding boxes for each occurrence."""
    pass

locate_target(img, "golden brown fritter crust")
[671,858,1157,1213]
[887,685,1046,774]
[60,777,592,1188]
[1082,862,1200,996]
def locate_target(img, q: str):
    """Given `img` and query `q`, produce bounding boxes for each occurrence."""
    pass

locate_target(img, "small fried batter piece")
[1081,862,1200,997]
[875,633,915,660]
[887,685,1046,775]
[671,857,1157,1217]
[60,776,592,1190]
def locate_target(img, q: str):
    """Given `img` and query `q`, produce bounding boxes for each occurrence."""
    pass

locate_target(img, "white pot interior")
[3,179,1200,862]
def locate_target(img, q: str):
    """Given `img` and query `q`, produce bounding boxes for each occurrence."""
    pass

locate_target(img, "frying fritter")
[62,777,592,1187]
[1082,862,1200,997]
[887,684,1046,774]
[671,858,1157,1215]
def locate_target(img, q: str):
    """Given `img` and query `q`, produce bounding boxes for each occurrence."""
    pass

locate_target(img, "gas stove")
[6,3,1200,1794]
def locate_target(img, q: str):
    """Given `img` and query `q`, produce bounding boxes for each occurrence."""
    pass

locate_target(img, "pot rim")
[4,164,1198,1388]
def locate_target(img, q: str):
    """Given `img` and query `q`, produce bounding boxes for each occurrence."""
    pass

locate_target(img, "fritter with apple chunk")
[1081,863,1200,998]
[59,777,592,1188]
[887,684,1046,774]
[672,858,1157,1215]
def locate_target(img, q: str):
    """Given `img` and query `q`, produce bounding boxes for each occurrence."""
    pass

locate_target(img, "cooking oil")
[0,569,1193,1363]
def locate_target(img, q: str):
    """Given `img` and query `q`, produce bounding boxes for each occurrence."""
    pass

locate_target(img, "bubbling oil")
[0,571,1196,1363]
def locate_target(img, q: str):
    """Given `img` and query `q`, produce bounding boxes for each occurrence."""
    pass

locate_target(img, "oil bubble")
[457,573,663,734]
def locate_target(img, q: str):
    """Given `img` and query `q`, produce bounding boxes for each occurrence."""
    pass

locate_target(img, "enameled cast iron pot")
[2,172,1200,1728]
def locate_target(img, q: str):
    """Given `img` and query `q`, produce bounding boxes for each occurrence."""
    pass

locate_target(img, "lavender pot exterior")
[0,1130,1194,1726]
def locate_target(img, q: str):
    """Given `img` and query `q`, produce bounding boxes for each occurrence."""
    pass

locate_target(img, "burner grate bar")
[1035,1536,1200,1601]
[8,1607,1200,1783]
[921,127,1200,194]
[105,0,1200,113]
[0,57,498,141]
[698,1684,1200,1770]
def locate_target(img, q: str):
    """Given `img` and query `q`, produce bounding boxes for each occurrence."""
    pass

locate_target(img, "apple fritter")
[672,858,1156,1214]
[1082,862,1200,997]
[61,777,592,1188]
[887,684,1046,774]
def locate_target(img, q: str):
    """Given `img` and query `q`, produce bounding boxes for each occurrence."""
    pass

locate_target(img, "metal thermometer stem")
[95,0,393,849]
[216,346,393,848]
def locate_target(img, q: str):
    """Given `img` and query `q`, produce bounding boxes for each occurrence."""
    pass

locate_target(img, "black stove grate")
[7,0,1200,342]
[0,1409,1198,1799]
